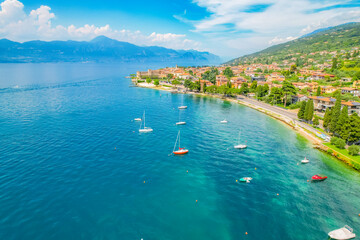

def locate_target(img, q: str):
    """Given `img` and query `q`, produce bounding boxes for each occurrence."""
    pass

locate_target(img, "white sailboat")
[234,131,247,149]
[220,119,228,123]
[178,106,187,109]
[176,110,186,125]
[301,157,310,164]
[139,111,153,133]
[134,118,142,121]
[173,130,188,155]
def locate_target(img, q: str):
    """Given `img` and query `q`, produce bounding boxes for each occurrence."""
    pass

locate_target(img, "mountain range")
[226,22,360,65]
[0,36,220,64]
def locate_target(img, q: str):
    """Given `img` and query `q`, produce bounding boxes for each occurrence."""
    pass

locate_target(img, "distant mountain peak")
[90,35,116,43]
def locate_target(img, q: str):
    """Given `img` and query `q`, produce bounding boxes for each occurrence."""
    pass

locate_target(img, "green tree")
[297,101,306,119]
[343,113,360,144]
[331,58,338,70]
[206,85,218,94]
[348,145,360,156]
[172,79,180,87]
[282,81,297,107]
[336,106,348,137]
[167,74,174,79]
[313,115,319,127]
[268,87,283,105]
[153,79,159,86]
[146,77,152,84]
[250,81,258,92]
[201,67,219,84]
[329,93,342,133]
[223,67,234,79]
[239,82,249,94]
[304,100,314,122]
[323,108,332,131]
[184,79,193,89]
[290,64,297,74]
[316,86,321,96]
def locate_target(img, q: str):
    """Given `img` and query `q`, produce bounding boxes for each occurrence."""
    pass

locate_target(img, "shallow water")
[0,63,359,240]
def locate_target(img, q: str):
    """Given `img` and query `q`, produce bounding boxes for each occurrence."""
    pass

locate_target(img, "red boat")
[172,131,188,155]
[173,148,189,155]
[311,174,327,181]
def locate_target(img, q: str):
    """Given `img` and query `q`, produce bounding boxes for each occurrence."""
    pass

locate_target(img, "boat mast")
[179,131,181,148]
[143,111,146,128]
[173,131,179,152]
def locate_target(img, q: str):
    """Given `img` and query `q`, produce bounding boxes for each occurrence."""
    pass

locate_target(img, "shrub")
[348,145,360,156]
[330,137,346,149]
[335,139,346,149]
[330,137,339,145]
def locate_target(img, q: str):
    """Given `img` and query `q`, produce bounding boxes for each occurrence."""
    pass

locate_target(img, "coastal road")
[237,96,330,139]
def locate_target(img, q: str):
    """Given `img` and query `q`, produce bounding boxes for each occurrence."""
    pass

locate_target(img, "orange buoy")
[277,193,279,196]
[255,167,257,170]
[245,232,248,235]
[196,200,198,203]
[186,170,188,173]
[236,179,238,182]
[144,181,145,184]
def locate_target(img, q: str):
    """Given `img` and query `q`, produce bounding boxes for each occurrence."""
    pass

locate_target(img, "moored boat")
[139,111,153,133]
[134,118,142,121]
[220,119,228,123]
[328,225,356,240]
[301,157,310,164]
[311,174,327,181]
[240,177,252,183]
[234,131,247,149]
[178,106,187,109]
[173,130,188,155]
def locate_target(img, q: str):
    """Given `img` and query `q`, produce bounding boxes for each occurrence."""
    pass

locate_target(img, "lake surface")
[0,63,359,240]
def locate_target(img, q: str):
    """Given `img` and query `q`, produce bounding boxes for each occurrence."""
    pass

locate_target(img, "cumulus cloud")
[0,0,201,50]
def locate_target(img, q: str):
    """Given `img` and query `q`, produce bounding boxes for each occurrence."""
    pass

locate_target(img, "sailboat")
[234,131,247,149]
[139,111,153,133]
[176,110,186,125]
[178,106,187,109]
[301,157,310,164]
[220,119,228,123]
[173,130,188,155]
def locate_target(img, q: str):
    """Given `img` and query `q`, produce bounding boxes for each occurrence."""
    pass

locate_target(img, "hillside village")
[135,46,360,116]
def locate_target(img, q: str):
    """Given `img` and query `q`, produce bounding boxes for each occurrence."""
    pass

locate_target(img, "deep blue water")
[0,63,360,240]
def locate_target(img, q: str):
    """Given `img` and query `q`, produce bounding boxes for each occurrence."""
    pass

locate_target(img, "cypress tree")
[329,94,342,133]
[305,100,314,122]
[316,86,321,96]
[336,106,348,138]
[323,108,332,131]
[297,101,306,119]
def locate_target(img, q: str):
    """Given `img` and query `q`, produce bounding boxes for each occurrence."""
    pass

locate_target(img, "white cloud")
[0,0,201,50]
[187,0,360,57]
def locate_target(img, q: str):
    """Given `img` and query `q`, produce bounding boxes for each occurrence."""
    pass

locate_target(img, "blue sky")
[1,0,360,60]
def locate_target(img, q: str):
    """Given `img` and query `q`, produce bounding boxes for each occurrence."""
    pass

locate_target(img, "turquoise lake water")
[0,63,360,240]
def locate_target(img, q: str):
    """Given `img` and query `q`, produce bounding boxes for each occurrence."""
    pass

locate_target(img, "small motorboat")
[178,106,187,109]
[301,157,310,164]
[220,119,228,123]
[234,144,247,149]
[176,121,186,125]
[239,177,252,183]
[311,174,327,181]
[134,118,142,121]
[328,225,356,240]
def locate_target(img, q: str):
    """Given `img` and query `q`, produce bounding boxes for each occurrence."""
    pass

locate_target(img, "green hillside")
[226,22,360,66]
